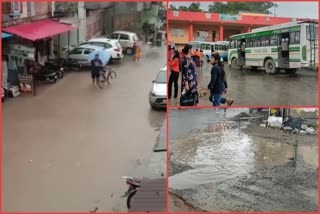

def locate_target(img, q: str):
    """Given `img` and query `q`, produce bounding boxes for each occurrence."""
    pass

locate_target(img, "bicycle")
[98,65,117,88]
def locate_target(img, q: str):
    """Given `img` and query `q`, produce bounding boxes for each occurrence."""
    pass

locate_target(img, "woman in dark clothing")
[181,44,198,106]
[168,50,180,99]
[208,52,234,106]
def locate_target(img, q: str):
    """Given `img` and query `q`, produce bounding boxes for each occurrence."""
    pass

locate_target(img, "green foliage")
[208,2,278,14]
[169,3,202,12]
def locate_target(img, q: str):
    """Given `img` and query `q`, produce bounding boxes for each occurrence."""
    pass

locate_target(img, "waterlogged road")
[2,44,166,212]
[168,63,318,106]
[169,109,318,212]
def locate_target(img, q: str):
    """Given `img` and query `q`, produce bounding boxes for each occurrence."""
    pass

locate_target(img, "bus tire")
[264,59,276,74]
[231,58,240,69]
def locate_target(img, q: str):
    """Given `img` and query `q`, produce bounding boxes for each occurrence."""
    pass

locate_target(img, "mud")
[169,110,318,212]
[2,44,166,212]
[168,63,318,106]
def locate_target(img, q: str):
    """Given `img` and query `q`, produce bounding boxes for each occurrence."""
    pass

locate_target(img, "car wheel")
[126,48,133,55]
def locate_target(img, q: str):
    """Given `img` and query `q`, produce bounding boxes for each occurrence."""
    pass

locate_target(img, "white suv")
[78,38,123,63]
[106,31,139,55]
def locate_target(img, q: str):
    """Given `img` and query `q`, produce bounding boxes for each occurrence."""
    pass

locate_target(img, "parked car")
[63,45,111,67]
[149,65,167,109]
[61,38,123,64]
[106,31,139,55]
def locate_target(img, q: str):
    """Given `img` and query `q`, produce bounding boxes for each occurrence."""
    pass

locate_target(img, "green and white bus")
[228,21,318,73]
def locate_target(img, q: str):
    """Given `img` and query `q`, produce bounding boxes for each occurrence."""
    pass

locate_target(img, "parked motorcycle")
[122,176,141,209]
[45,60,64,79]
[34,63,58,83]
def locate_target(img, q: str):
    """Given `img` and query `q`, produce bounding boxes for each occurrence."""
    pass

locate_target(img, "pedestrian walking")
[134,45,142,62]
[91,54,103,87]
[181,44,198,106]
[208,52,234,106]
[168,50,180,99]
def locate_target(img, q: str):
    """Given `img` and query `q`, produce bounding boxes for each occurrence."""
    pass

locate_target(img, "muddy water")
[168,63,318,106]
[170,125,295,190]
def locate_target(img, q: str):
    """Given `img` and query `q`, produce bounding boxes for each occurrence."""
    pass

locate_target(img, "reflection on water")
[170,124,296,190]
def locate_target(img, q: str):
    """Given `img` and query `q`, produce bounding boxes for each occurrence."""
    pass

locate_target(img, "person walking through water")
[208,52,234,106]
[168,50,180,99]
[134,45,142,62]
[181,44,198,106]
[91,54,103,87]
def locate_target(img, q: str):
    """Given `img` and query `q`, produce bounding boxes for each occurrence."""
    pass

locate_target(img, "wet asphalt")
[2,44,166,212]
[168,63,318,106]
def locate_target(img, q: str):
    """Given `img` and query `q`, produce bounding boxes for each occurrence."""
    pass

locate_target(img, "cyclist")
[91,54,103,87]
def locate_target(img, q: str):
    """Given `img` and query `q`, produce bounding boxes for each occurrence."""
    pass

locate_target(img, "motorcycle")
[45,60,64,79]
[122,176,141,209]
[34,63,58,83]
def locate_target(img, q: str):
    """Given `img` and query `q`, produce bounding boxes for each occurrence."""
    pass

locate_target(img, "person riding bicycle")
[91,54,103,87]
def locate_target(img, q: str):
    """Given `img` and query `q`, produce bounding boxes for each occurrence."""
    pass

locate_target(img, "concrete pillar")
[78,2,86,43]
[219,25,223,41]
[189,23,193,41]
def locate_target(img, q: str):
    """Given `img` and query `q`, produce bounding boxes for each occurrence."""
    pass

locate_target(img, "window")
[170,28,184,37]
[290,31,300,44]
[200,44,206,50]
[84,49,94,55]
[120,34,129,40]
[261,36,270,46]
[109,33,119,40]
[270,35,278,46]
[70,48,83,55]
[11,2,22,12]
[306,25,318,40]
[253,37,261,47]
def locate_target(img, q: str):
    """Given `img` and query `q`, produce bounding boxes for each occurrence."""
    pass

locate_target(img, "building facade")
[167,10,313,49]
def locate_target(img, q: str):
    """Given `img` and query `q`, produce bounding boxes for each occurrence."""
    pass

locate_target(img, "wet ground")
[2,44,166,212]
[168,63,318,106]
[169,109,318,212]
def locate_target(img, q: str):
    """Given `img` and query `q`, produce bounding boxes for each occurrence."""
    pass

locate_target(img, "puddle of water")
[296,143,318,170]
[170,124,296,190]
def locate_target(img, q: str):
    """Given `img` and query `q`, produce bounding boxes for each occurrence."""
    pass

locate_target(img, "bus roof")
[229,21,318,40]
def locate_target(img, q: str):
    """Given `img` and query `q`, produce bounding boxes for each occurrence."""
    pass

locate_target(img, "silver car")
[149,65,167,109]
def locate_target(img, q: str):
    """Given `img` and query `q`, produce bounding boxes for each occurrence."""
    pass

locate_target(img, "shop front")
[2,19,76,98]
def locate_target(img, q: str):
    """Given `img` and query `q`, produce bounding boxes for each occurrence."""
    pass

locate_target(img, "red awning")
[3,19,76,41]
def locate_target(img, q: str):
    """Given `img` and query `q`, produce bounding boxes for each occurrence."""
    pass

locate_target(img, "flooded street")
[169,109,318,212]
[2,44,166,212]
[168,63,318,106]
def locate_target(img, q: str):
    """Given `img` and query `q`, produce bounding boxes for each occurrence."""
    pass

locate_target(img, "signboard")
[220,14,238,21]
[18,73,35,96]
[173,11,179,17]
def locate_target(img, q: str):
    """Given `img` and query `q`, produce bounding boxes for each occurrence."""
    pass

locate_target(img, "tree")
[169,3,202,12]
[188,3,202,12]
[208,2,278,14]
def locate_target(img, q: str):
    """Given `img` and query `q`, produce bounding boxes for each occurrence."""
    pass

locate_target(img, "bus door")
[278,33,290,67]
[238,39,246,65]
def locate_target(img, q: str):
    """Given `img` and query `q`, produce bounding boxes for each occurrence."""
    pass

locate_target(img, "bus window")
[206,44,211,50]
[200,44,206,50]
[270,35,278,46]
[261,37,266,46]
[290,31,300,44]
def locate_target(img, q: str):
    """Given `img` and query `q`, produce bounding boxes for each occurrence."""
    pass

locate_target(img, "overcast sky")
[169,2,318,19]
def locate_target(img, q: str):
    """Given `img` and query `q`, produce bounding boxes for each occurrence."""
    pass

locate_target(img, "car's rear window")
[156,70,166,83]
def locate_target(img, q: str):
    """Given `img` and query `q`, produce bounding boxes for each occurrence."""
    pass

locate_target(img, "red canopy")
[3,19,75,41]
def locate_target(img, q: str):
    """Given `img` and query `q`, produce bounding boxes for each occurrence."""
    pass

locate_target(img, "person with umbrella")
[91,54,103,87]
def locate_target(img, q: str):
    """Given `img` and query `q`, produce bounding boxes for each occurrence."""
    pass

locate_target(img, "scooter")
[45,60,64,79]
[35,63,58,83]
[122,176,141,209]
